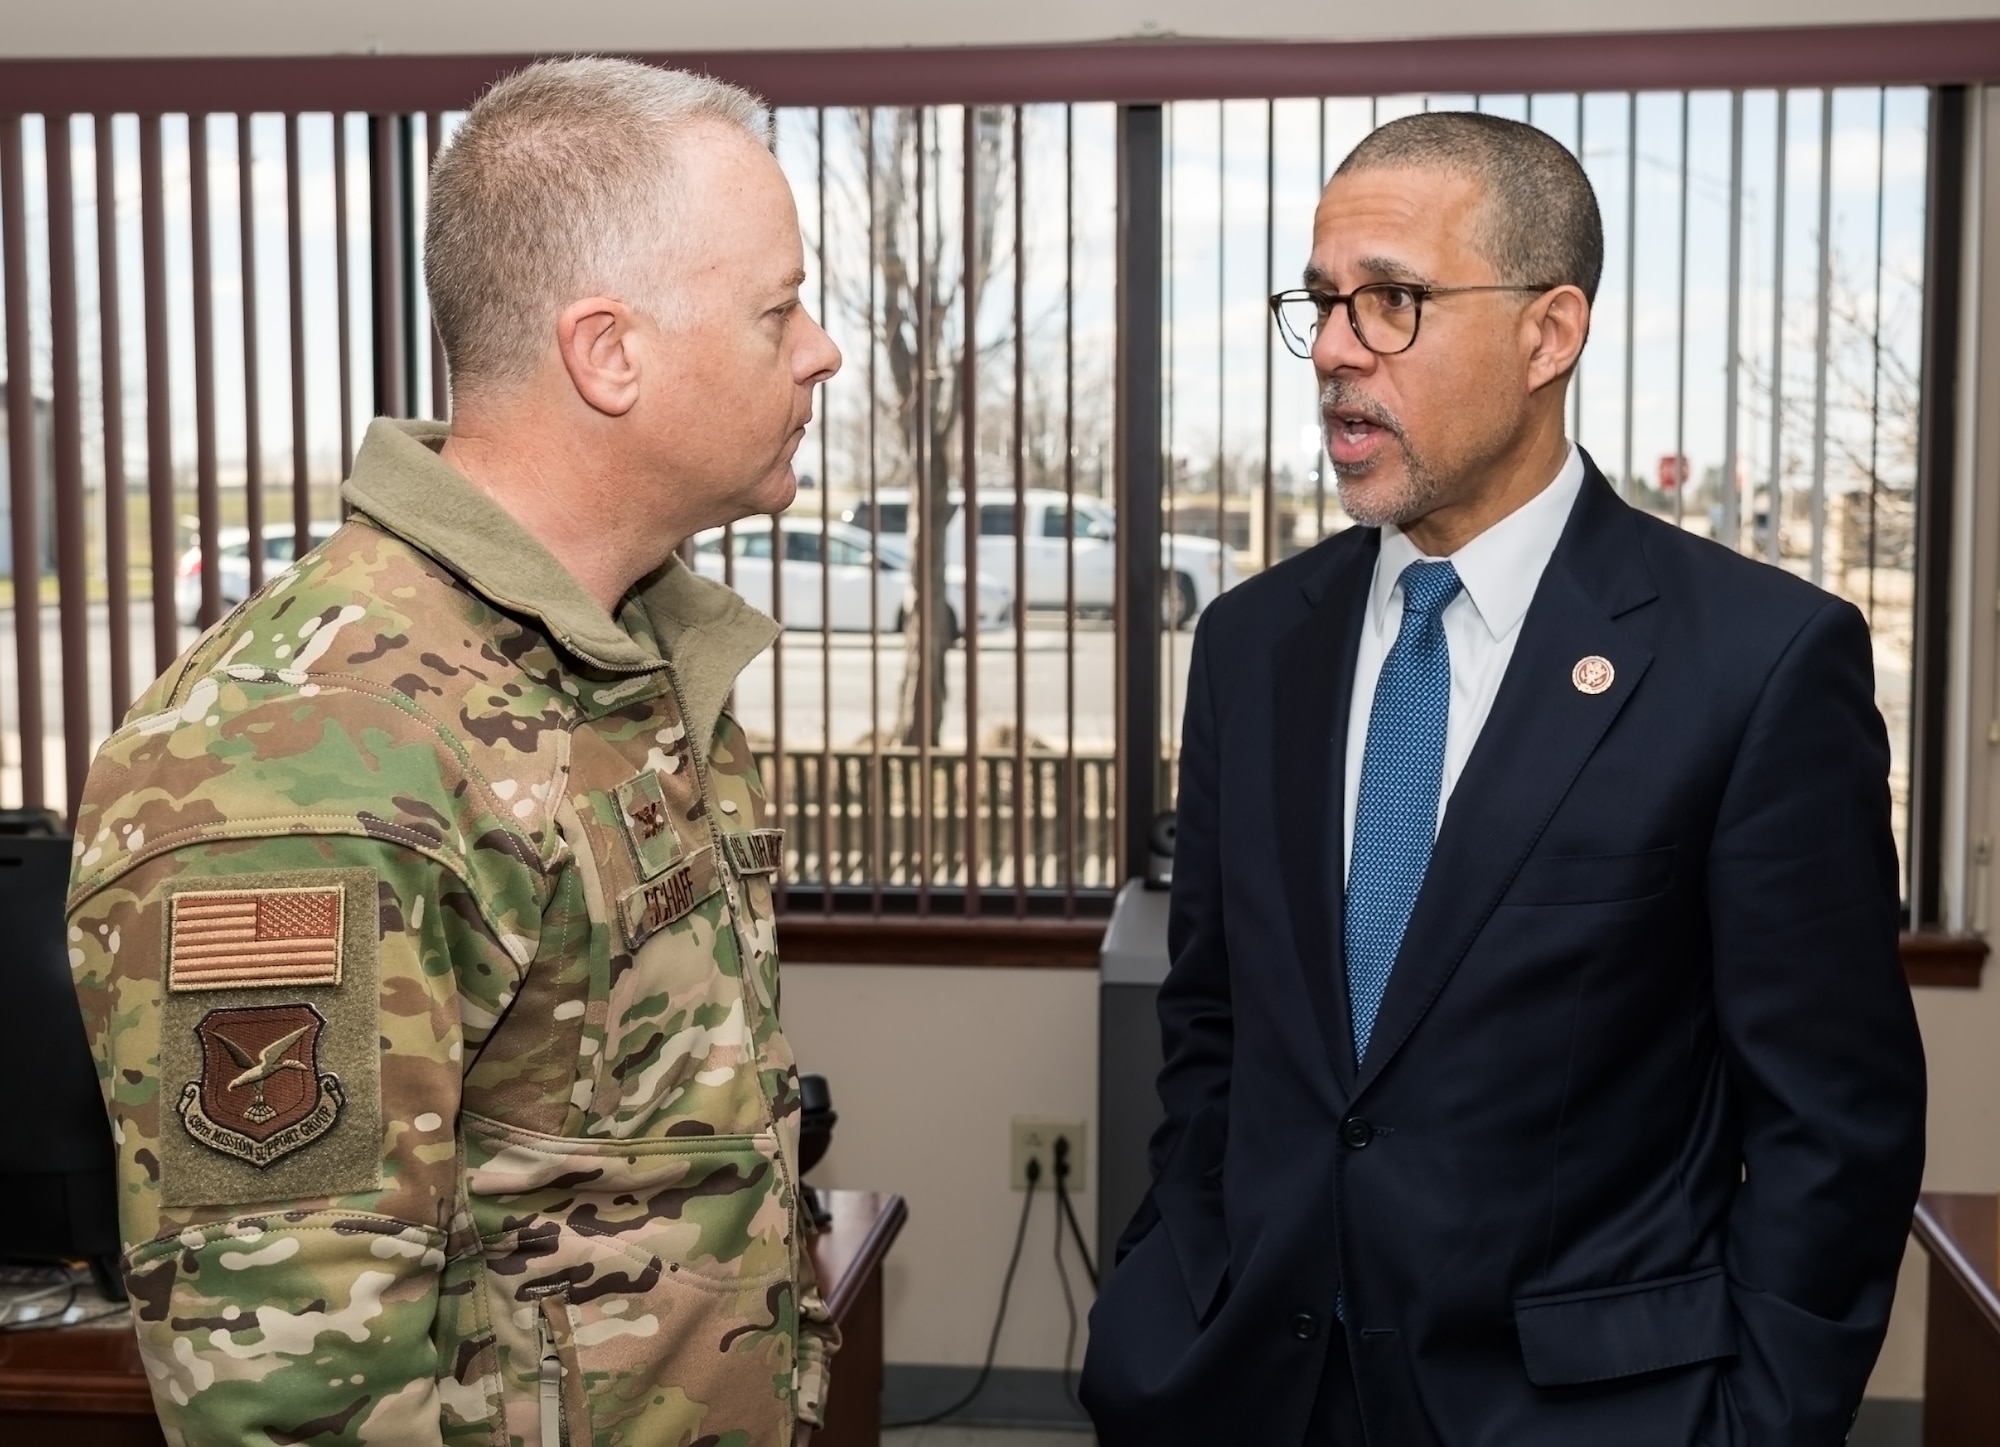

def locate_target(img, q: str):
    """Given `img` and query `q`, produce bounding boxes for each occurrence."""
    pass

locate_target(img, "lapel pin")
[1571,656,1615,695]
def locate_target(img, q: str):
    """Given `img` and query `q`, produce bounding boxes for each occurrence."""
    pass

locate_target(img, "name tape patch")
[618,850,719,951]
[169,885,345,991]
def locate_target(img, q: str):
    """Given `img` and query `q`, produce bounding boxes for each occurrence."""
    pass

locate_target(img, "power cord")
[884,1156,1041,1429]
[1053,1136,1098,1289]
[1051,1142,1083,1410]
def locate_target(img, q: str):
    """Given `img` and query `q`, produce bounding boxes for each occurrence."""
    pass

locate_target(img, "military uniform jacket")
[67,418,834,1447]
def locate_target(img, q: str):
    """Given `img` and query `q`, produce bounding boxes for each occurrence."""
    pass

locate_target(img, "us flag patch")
[168,886,345,991]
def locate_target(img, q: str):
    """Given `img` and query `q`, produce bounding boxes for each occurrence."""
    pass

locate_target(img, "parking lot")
[0,601,1208,805]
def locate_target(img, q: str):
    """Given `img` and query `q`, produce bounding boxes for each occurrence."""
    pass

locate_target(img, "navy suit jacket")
[1080,456,1926,1447]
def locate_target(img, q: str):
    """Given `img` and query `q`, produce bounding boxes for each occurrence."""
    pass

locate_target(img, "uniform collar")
[1369,443,1585,644]
[340,419,778,745]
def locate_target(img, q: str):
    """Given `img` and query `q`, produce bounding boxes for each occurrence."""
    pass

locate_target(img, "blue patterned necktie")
[1345,560,1462,1063]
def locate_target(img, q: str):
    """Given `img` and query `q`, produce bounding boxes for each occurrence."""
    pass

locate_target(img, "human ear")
[556,296,641,417]
[1526,286,1591,392]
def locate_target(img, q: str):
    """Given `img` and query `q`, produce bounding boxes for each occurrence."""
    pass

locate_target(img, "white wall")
[780,964,1100,1370]
[3,0,1992,59]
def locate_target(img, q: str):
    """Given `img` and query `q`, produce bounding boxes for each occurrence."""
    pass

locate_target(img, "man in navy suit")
[1080,112,1926,1447]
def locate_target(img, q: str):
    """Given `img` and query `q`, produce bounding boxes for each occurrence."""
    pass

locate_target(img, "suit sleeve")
[1707,597,1926,1445]
[68,831,533,1447]
[1123,608,1236,1258]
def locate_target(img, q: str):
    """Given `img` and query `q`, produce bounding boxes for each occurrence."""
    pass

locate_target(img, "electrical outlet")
[1011,1116,1086,1191]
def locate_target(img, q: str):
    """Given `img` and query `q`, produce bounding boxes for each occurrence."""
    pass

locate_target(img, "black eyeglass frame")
[1268,282,1562,359]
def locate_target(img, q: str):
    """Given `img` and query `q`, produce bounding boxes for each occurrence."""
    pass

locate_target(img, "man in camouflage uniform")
[67,59,842,1446]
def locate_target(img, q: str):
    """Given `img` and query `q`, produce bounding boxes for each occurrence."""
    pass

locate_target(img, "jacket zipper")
[537,1305,569,1447]
[660,660,803,1211]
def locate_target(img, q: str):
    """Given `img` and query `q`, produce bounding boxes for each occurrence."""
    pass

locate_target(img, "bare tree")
[830,108,1007,745]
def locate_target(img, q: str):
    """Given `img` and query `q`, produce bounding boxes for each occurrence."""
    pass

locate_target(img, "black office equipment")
[0,823,125,1299]
[797,1073,838,1229]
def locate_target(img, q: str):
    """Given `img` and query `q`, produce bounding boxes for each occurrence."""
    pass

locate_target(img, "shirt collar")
[1369,444,1585,643]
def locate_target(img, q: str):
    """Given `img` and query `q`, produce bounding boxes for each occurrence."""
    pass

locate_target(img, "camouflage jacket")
[67,418,834,1447]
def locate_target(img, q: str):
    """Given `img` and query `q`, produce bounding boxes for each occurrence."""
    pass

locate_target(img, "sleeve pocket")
[1515,1265,1737,1387]
[1507,845,1678,906]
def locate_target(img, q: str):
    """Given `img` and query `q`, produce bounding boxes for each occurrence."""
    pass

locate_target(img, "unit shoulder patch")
[177,1003,344,1167]
[159,866,381,1207]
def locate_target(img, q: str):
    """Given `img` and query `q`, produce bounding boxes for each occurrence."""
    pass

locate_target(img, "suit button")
[1341,1117,1373,1149]
[1291,1312,1319,1340]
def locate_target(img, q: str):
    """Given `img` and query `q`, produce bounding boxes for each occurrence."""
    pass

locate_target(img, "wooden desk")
[1912,1192,2000,1446]
[811,1188,910,1447]
[0,1187,907,1447]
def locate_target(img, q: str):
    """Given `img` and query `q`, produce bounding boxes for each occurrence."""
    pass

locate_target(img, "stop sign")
[1657,453,1689,491]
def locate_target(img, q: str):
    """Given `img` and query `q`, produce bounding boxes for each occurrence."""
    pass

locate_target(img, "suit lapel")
[1354,463,1660,1095]
[1273,532,1377,1097]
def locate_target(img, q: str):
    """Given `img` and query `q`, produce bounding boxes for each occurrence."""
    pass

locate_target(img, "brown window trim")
[4,21,2000,115]
[1902,931,1990,989]
[779,919,1990,986]
[778,915,1107,969]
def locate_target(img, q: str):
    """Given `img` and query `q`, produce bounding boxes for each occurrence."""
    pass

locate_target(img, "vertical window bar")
[1621,93,1637,501]
[1,115,41,807]
[1765,93,1788,569]
[1116,102,1165,883]
[1673,93,1689,528]
[140,114,175,673]
[1160,103,1176,808]
[239,114,264,592]
[1315,97,1328,534]
[398,116,421,419]
[865,109,883,910]
[1260,100,1275,575]
[369,116,406,420]
[1571,93,1584,443]
[1214,103,1225,622]
[961,105,981,908]
[191,115,222,629]
[48,116,91,819]
[1810,89,1833,589]
[1063,103,1078,912]
[1011,104,1027,909]
[96,114,132,724]
[1866,89,1888,625]
[915,109,932,909]
[1721,91,1744,554]
[286,114,310,559]
[816,107,832,908]
[426,111,447,421]
[333,116,354,477]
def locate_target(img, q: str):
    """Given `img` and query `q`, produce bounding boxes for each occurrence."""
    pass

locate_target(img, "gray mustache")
[1319,383,1403,439]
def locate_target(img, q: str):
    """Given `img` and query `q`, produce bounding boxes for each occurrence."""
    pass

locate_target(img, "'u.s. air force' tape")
[722,829,784,876]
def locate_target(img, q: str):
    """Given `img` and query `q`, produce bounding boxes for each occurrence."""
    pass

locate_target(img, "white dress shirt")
[1340,445,1586,877]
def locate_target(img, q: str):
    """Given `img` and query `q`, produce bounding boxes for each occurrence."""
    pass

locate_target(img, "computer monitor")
[0,828,123,1296]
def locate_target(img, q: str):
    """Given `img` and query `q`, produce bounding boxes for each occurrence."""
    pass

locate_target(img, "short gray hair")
[425,57,771,395]
[1335,111,1603,304]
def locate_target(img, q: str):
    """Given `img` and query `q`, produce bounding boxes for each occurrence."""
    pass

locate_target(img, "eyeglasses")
[1268,282,1559,359]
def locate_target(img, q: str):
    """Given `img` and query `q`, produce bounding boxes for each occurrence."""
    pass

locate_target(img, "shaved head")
[1336,112,1603,304]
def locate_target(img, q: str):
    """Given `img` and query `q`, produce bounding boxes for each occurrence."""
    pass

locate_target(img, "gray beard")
[1322,381,1446,529]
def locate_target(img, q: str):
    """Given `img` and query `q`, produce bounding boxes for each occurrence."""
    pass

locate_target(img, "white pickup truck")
[842,488,1241,629]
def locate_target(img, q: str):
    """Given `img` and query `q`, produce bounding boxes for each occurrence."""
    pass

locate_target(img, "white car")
[690,515,1010,643]
[842,488,1241,629]
[176,522,342,625]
